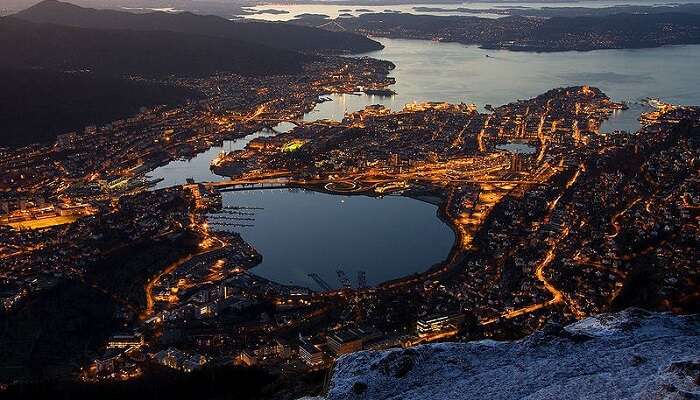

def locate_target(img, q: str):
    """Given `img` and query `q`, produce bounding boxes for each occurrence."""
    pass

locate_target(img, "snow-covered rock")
[324,309,700,400]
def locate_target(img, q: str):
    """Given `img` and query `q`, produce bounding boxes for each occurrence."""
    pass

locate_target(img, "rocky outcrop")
[324,309,700,400]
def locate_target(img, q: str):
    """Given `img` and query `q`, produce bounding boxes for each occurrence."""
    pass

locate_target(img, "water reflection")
[212,189,454,289]
[496,143,537,154]
[148,122,296,189]
[310,39,700,133]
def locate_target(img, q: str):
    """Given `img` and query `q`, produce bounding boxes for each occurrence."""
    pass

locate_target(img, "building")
[299,339,323,366]
[325,327,383,356]
[416,312,465,337]
[238,350,257,366]
[182,354,207,372]
[94,350,122,375]
[327,329,363,356]
[194,302,218,319]
[56,202,92,216]
[238,338,291,366]
[510,153,522,172]
[107,333,144,349]
[389,153,400,167]
[154,347,207,372]
[154,348,184,370]
[55,131,79,150]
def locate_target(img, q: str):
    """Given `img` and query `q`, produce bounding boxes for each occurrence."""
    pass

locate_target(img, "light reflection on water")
[148,122,295,189]
[496,143,537,154]
[147,37,700,287]
[213,189,454,289]
[309,38,700,133]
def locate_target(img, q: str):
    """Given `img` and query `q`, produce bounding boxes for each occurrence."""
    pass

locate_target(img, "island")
[292,11,700,52]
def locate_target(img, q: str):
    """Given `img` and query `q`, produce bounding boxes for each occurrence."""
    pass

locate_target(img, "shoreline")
[208,181,462,294]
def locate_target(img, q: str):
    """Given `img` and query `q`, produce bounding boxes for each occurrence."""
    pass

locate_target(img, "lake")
[211,189,454,289]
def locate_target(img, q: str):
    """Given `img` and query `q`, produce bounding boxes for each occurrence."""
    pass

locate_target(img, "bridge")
[238,101,343,129]
[256,118,305,127]
[316,20,347,31]
[199,175,546,194]
[198,175,298,191]
[252,117,342,129]
[216,182,291,192]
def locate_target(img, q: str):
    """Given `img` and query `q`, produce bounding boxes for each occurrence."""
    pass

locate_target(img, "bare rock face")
[324,309,700,400]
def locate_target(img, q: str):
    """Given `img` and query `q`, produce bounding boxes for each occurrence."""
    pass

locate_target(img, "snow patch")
[319,309,699,400]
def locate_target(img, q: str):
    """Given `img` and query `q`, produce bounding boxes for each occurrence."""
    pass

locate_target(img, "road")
[607,196,642,238]
[481,163,585,325]
[141,213,227,319]
[481,228,568,325]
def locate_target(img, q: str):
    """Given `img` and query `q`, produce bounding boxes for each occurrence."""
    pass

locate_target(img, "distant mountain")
[15,0,383,53]
[0,16,309,77]
[0,14,309,148]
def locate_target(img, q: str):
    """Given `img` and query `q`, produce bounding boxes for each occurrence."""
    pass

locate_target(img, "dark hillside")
[0,17,309,77]
[0,68,199,148]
